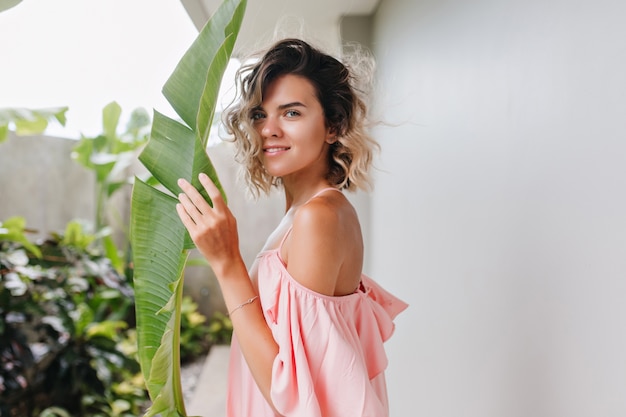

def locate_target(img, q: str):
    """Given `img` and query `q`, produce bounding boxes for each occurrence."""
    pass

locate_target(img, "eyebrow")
[277,101,306,110]
[252,101,307,114]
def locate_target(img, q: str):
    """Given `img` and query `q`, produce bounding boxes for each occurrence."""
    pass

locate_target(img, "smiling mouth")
[263,147,290,154]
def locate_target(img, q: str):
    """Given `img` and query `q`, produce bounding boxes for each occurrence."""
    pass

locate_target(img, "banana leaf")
[0,0,22,14]
[130,0,247,416]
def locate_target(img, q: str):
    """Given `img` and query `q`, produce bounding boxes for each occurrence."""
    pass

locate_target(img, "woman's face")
[252,74,334,183]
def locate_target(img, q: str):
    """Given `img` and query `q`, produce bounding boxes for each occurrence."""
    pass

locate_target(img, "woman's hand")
[176,173,241,275]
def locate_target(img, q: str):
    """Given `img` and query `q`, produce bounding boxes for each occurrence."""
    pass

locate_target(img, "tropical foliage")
[179,297,233,361]
[0,107,68,143]
[71,101,152,274]
[0,217,228,417]
[0,0,22,14]
[0,217,147,417]
[130,0,246,416]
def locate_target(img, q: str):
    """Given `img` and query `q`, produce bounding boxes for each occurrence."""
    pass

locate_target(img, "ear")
[325,127,337,144]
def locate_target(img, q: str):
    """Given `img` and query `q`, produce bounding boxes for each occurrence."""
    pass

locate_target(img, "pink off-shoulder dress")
[226,193,408,417]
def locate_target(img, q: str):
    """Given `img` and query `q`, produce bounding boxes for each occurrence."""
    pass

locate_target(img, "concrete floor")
[186,345,230,417]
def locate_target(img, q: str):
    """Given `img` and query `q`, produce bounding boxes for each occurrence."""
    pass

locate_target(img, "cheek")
[252,123,263,136]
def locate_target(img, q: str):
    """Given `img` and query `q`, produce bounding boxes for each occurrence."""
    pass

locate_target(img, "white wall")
[369,0,626,416]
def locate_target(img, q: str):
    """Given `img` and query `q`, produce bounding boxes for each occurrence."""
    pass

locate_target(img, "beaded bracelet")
[228,295,259,316]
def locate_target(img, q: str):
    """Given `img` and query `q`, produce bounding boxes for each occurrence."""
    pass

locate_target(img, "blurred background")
[1,0,626,416]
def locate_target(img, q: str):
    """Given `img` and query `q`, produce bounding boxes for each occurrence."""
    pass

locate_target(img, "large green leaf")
[131,180,188,416]
[130,0,246,415]
[138,110,225,210]
[0,0,22,14]
[162,0,246,140]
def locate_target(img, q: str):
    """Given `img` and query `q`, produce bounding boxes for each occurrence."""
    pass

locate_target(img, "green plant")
[0,0,22,14]
[178,296,211,361]
[179,296,232,362]
[130,0,246,416]
[206,311,233,345]
[1,216,230,416]
[71,102,152,274]
[0,107,68,143]
[0,217,148,417]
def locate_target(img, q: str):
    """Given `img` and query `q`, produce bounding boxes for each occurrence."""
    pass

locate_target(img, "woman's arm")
[176,173,280,413]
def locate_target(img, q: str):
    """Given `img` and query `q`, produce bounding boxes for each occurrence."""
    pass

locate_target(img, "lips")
[263,147,290,154]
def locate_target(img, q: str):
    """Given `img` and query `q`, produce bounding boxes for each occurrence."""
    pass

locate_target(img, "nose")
[260,115,281,138]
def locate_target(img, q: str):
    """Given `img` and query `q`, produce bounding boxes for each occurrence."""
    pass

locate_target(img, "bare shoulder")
[292,190,360,240]
[284,191,363,296]
[296,193,345,228]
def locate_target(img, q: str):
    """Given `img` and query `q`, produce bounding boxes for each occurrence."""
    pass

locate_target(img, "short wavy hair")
[223,38,378,197]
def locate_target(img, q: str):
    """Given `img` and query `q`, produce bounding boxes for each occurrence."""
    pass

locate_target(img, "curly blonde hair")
[223,38,379,197]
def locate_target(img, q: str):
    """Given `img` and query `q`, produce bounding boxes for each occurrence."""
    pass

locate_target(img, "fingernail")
[199,173,208,180]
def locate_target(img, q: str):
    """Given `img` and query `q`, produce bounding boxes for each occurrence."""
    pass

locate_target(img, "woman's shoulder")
[284,190,363,296]
[292,189,357,232]
[289,190,354,257]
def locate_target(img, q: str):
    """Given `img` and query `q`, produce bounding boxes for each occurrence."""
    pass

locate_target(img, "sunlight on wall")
[0,0,239,139]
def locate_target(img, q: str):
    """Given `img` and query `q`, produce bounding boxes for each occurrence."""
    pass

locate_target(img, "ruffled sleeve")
[257,251,408,417]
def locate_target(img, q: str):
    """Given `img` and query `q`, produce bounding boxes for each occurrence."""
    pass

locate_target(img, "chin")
[263,164,289,178]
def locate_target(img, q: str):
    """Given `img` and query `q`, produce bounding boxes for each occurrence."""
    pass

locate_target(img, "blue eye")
[251,111,265,121]
[285,110,300,118]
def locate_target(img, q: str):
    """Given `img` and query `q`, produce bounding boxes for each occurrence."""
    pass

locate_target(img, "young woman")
[176,38,407,417]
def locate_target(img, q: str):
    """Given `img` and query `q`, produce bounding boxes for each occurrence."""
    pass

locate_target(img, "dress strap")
[303,187,342,205]
[277,187,342,253]
[277,226,293,260]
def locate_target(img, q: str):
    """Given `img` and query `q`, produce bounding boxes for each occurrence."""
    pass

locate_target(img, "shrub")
[0,217,148,417]
[0,217,232,417]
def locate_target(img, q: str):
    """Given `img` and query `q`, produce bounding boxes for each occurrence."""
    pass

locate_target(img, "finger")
[198,173,226,210]
[178,192,203,220]
[176,203,197,230]
[178,178,211,214]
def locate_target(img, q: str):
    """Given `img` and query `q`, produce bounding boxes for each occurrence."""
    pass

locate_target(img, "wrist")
[210,256,247,281]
